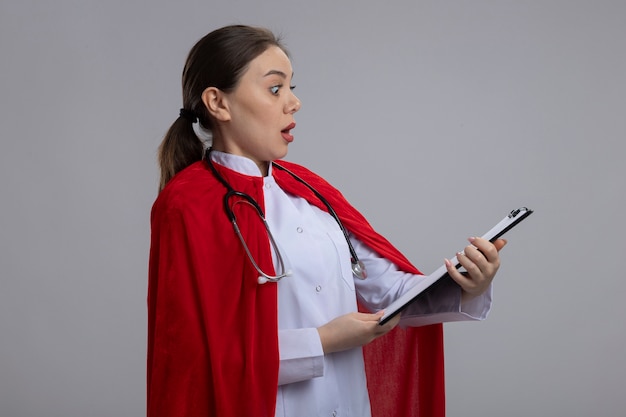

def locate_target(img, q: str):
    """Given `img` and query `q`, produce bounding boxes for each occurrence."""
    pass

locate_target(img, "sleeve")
[277,328,325,385]
[350,235,492,327]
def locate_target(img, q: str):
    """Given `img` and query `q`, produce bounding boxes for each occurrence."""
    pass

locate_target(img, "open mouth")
[281,122,296,142]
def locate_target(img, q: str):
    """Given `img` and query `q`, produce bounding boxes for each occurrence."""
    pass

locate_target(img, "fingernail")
[468,236,476,243]
[444,258,451,267]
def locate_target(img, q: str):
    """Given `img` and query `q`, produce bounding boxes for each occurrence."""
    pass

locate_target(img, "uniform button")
[265,183,272,189]
[315,285,322,292]
[296,227,303,233]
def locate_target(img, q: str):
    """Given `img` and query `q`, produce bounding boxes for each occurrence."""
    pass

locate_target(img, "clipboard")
[379,207,533,325]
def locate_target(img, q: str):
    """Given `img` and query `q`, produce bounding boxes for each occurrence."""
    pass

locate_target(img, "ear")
[201,87,231,122]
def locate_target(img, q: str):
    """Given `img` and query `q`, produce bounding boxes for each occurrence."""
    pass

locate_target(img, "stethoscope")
[205,148,367,284]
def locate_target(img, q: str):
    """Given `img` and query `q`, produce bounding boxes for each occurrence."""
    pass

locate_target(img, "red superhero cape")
[148,160,445,417]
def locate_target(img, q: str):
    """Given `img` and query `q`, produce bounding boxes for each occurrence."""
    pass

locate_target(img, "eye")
[290,85,296,91]
[270,85,281,95]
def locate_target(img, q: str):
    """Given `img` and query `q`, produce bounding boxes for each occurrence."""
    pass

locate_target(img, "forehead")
[244,46,293,78]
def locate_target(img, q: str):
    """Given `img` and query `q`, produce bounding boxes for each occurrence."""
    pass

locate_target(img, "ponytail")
[157,115,204,191]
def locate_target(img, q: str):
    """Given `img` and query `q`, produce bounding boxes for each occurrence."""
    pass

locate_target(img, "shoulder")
[273,160,337,190]
[272,159,356,215]
[151,161,219,219]
[273,159,312,175]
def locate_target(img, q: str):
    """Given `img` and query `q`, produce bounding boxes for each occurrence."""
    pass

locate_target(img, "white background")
[1,1,624,416]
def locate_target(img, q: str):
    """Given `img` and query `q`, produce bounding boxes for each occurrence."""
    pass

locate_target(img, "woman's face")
[212,45,301,174]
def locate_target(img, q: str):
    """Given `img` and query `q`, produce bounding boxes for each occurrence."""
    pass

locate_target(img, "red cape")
[148,160,445,417]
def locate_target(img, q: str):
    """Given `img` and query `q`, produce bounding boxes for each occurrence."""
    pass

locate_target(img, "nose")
[285,91,301,114]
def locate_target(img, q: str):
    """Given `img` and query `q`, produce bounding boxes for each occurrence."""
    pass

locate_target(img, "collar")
[210,150,273,177]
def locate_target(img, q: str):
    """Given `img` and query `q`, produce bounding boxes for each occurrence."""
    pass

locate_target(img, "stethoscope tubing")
[204,148,366,280]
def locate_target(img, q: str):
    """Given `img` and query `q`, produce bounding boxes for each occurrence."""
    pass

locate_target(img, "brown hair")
[157,25,288,190]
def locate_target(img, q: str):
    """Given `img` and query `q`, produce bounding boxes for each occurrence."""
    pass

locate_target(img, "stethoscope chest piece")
[352,260,367,280]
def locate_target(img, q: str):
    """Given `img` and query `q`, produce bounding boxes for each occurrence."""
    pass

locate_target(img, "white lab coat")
[211,152,491,417]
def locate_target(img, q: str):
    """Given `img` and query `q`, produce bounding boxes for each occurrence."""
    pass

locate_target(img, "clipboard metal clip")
[509,207,530,218]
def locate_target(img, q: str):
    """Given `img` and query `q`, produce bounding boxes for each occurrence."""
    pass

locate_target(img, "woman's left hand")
[445,237,507,302]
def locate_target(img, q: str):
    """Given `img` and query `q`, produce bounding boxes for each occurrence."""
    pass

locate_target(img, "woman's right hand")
[317,311,401,354]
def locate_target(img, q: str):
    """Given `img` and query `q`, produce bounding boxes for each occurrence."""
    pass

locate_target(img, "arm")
[277,328,324,385]
[278,314,401,385]
[351,234,506,326]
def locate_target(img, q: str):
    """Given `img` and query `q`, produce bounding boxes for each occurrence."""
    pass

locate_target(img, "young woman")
[148,25,505,417]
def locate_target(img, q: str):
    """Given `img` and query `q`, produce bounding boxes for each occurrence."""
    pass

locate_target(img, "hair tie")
[179,108,198,123]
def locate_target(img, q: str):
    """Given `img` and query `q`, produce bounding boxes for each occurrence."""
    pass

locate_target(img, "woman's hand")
[317,311,401,354]
[445,237,507,302]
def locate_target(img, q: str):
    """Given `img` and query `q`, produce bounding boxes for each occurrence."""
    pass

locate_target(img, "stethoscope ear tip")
[257,276,268,285]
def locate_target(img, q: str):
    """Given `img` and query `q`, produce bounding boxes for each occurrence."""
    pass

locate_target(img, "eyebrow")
[263,70,293,79]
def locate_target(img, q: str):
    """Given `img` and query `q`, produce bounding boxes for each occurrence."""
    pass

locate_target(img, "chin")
[272,146,289,161]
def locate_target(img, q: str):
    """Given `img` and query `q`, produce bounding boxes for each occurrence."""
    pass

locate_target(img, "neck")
[257,161,270,177]
[210,139,270,176]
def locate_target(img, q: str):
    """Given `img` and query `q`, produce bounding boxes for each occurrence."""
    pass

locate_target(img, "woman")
[148,25,505,417]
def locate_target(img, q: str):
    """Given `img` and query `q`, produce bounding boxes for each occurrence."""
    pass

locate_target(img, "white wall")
[1,1,624,416]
